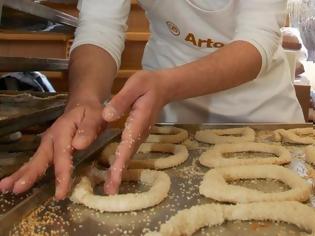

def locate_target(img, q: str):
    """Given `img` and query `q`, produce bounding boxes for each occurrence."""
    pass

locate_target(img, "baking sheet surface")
[6,124,315,236]
[0,92,66,119]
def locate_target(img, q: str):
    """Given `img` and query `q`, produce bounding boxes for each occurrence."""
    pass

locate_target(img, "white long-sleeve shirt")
[72,0,305,123]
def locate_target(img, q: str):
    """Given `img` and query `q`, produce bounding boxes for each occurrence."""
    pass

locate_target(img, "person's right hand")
[0,101,106,200]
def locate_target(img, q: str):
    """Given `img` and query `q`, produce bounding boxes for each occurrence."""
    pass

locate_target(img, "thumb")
[72,111,105,150]
[103,79,145,122]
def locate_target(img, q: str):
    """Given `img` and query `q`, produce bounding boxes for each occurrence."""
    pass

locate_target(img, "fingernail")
[19,180,27,186]
[105,183,117,195]
[12,186,19,195]
[12,179,26,194]
[77,129,85,135]
[103,105,119,121]
[55,188,63,201]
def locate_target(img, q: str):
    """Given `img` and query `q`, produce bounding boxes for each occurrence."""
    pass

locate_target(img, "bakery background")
[0,0,314,122]
[0,1,315,235]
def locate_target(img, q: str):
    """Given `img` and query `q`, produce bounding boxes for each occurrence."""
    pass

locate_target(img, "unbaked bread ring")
[70,168,171,212]
[195,127,255,144]
[145,202,315,236]
[146,126,188,144]
[305,146,315,166]
[273,128,315,145]
[100,142,189,170]
[145,204,224,236]
[199,165,311,203]
[199,142,292,168]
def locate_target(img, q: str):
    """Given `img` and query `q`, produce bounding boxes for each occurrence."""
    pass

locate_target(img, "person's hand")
[102,70,170,195]
[0,101,106,200]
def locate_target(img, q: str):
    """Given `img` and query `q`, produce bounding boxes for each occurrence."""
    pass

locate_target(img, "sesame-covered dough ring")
[146,126,189,144]
[273,128,315,145]
[199,142,292,168]
[70,168,171,212]
[100,142,189,170]
[199,165,312,203]
[145,204,224,236]
[145,202,315,236]
[195,127,255,144]
[305,146,315,166]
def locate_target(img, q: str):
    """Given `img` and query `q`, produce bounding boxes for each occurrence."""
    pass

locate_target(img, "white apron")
[138,0,305,123]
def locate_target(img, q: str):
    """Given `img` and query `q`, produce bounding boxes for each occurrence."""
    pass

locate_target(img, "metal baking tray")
[0,152,31,178]
[0,91,67,136]
[2,123,315,236]
[0,128,121,234]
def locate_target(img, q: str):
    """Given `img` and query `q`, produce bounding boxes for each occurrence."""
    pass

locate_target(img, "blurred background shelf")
[2,0,78,27]
[0,0,149,94]
[1,1,312,121]
[0,57,69,72]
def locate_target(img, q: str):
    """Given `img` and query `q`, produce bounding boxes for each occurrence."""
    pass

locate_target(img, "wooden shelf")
[0,57,69,72]
[0,31,72,41]
[40,0,149,32]
[0,31,72,59]
[117,69,137,78]
[0,31,148,42]
[126,32,149,41]
[0,0,147,93]
[42,69,137,92]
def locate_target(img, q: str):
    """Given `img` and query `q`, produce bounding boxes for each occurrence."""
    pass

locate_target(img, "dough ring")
[146,126,188,144]
[70,168,171,212]
[199,142,292,168]
[100,142,189,170]
[273,128,315,145]
[195,127,255,144]
[199,165,312,203]
[145,202,315,236]
[305,146,315,166]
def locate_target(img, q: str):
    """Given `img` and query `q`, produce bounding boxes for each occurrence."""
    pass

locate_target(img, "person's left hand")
[102,70,169,195]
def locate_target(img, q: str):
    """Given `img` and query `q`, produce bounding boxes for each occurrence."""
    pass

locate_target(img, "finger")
[103,78,145,122]
[0,164,28,193]
[12,136,53,194]
[53,106,87,199]
[72,109,105,150]
[104,96,152,194]
[53,123,76,200]
[104,141,130,195]
[104,166,122,195]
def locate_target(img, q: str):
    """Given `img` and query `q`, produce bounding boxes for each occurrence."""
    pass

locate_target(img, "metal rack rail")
[1,0,78,27]
[0,57,69,72]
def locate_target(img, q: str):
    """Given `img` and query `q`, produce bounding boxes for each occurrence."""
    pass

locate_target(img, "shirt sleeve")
[233,0,287,75]
[70,0,131,70]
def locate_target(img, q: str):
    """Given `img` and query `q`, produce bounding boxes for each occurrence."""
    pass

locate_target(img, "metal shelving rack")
[1,0,77,27]
[0,0,77,71]
[0,57,69,72]
[0,0,4,21]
